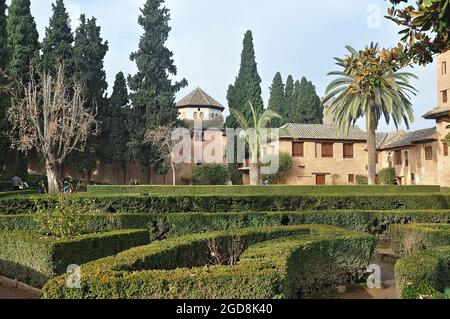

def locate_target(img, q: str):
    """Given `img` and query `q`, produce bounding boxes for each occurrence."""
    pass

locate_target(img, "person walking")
[11,175,22,191]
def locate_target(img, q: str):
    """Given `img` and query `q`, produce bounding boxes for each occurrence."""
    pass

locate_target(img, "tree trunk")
[171,162,176,186]
[249,163,260,186]
[46,161,62,194]
[367,105,377,186]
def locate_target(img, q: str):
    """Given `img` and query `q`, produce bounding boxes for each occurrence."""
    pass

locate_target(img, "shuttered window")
[292,142,304,157]
[322,143,334,158]
[444,143,449,157]
[425,146,433,160]
[395,150,402,165]
[343,143,354,159]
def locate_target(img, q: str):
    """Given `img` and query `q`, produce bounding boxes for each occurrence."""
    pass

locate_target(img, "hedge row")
[87,185,442,196]
[395,246,450,299]
[3,210,450,238]
[0,229,150,288]
[42,225,376,299]
[1,194,450,215]
[390,223,450,257]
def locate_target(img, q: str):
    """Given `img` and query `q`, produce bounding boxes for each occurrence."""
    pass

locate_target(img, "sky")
[9,0,439,131]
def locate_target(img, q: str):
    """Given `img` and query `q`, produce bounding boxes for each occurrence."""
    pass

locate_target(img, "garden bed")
[42,224,376,299]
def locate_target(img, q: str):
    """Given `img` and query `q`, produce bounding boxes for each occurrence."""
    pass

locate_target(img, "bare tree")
[144,124,181,186]
[6,65,97,194]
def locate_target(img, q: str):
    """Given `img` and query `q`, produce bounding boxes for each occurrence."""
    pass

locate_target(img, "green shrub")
[0,229,150,288]
[192,164,230,185]
[1,193,449,215]
[42,225,376,299]
[87,185,442,196]
[34,194,100,238]
[356,175,368,185]
[379,168,396,185]
[261,153,293,184]
[389,223,450,257]
[395,246,450,299]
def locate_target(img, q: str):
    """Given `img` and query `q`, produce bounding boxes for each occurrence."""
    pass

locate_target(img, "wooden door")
[316,174,326,185]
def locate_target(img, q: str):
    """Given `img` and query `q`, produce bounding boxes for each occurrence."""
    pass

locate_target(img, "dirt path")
[0,283,39,300]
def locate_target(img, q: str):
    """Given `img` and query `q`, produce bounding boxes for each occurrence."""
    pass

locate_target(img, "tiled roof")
[377,127,437,150]
[177,87,224,110]
[423,106,450,119]
[184,116,225,130]
[279,123,367,141]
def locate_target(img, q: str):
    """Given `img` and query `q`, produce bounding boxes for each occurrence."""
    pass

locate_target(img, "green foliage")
[0,0,10,178]
[387,0,450,66]
[267,72,285,128]
[356,175,368,185]
[227,163,243,185]
[128,0,187,174]
[42,225,375,299]
[379,167,396,185]
[40,0,73,75]
[395,246,450,299]
[226,30,264,129]
[108,72,129,170]
[294,77,324,124]
[261,153,293,184]
[389,223,450,257]
[192,164,230,185]
[34,194,99,238]
[0,229,150,287]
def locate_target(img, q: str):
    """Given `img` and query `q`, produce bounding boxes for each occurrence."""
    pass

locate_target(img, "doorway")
[316,174,326,185]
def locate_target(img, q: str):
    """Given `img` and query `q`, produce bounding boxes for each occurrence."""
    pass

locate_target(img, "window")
[343,143,354,159]
[292,142,304,157]
[193,112,198,119]
[376,152,379,164]
[444,143,449,157]
[411,173,415,182]
[443,90,448,104]
[395,150,402,165]
[443,61,447,75]
[425,146,433,161]
[200,112,204,120]
[348,174,355,183]
[405,151,409,167]
[322,143,334,158]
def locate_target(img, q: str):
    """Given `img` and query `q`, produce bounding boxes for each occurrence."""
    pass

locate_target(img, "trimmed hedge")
[395,246,450,299]
[0,229,150,288]
[87,185,442,196]
[1,193,450,215]
[3,210,450,238]
[43,224,376,299]
[390,223,450,257]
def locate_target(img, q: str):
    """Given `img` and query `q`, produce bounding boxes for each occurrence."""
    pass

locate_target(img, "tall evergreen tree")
[267,72,285,128]
[68,14,109,182]
[0,0,10,176]
[108,72,129,177]
[6,0,40,178]
[128,0,187,177]
[226,30,264,128]
[296,77,323,124]
[41,0,73,74]
[284,75,294,107]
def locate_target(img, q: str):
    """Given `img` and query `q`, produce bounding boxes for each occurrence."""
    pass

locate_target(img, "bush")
[356,175,368,185]
[34,194,99,238]
[389,223,450,257]
[0,229,150,288]
[192,164,230,185]
[379,168,396,185]
[1,193,449,215]
[261,153,293,184]
[395,246,450,299]
[42,225,376,299]
[87,184,442,196]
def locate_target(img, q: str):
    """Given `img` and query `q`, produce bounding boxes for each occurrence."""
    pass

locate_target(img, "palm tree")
[230,102,281,185]
[323,44,417,185]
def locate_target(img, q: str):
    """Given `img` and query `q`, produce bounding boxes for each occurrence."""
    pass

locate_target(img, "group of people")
[11,175,29,191]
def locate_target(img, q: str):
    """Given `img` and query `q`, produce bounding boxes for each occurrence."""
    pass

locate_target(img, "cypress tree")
[6,0,39,178]
[284,75,294,106]
[41,0,73,74]
[0,0,10,177]
[289,77,324,125]
[108,72,129,181]
[267,72,285,128]
[226,30,264,128]
[128,0,187,177]
[68,14,109,182]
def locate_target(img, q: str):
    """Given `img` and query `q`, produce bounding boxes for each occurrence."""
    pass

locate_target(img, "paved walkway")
[0,283,39,299]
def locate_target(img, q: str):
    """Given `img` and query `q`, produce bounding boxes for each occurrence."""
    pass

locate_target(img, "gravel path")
[0,284,39,299]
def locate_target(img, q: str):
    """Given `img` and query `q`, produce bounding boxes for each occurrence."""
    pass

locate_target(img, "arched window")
[193,112,198,119]
[388,152,393,168]
[200,112,204,120]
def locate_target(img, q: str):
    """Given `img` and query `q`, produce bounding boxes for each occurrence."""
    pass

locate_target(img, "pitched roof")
[423,105,450,119]
[176,87,225,111]
[377,127,437,150]
[184,116,225,131]
[279,123,367,141]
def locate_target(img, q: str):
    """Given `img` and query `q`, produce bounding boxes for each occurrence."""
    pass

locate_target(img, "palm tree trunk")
[367,105,377,186]
[249,163,260,186]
